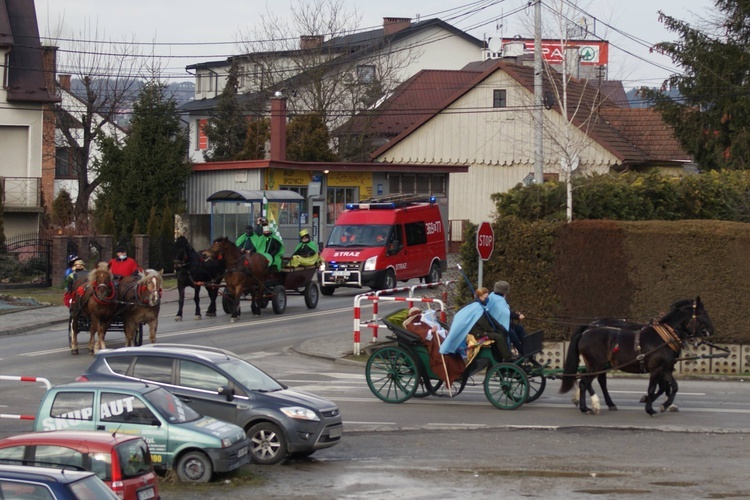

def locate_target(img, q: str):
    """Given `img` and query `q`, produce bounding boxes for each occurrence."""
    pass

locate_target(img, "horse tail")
[559,325,586,394]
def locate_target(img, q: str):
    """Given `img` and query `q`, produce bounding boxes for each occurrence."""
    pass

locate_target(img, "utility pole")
[533,0,544,184]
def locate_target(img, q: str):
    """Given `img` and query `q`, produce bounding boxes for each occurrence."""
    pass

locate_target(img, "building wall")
[377,70,618,222]
[187,170,265,215]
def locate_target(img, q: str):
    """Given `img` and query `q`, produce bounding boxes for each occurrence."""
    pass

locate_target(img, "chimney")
[41,45,58,94]
[270,94,287,162]
[59,74,71,91]
[300,35,324,50]
[383,17,411,36]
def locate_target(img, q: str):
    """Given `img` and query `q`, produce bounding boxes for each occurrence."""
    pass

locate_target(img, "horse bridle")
[137,275,161,307]
[92,272,116,304]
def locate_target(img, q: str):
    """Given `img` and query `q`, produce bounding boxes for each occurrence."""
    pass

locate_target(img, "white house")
[0,0,59,238]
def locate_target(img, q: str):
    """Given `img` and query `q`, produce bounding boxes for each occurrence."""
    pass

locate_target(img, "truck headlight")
[281,406,319,421]
[363,256,377,271]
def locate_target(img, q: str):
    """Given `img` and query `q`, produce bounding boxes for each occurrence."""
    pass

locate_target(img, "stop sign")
[476,221,494,260]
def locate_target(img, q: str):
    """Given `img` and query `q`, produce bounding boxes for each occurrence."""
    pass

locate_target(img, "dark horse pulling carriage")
[172,236,226,321]
[204,237,320,322]
[366,297,719,415]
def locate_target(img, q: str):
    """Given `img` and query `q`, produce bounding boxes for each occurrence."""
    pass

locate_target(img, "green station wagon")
[34,381,249,483]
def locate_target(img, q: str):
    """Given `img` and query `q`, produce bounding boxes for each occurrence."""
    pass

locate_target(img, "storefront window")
[278,187,307,224]
[327,187,356,224]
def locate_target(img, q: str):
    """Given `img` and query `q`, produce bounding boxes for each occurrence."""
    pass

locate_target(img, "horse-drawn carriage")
[366,296,719,415]
[365,306,549,410]
[67,264,162,354]
[220,262,320,316]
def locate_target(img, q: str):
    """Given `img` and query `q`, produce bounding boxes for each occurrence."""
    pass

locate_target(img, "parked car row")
[0,344,344,499]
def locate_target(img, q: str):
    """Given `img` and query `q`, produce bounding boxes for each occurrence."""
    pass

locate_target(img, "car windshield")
[143,387,200,423]
[326,224,391,248]
[218,359,284,392]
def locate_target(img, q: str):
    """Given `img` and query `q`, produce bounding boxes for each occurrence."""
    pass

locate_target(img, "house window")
[493,89,507,108]
[197,119,208,150]
[55,147,81,179]
[389,174,445,196]
[356,65,376,84]
[327,187,356,224]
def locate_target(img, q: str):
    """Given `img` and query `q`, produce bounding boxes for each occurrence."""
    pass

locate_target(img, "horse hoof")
[649,412,660,418]
[207,312,216,317]
[230,317,237,323]
[608,405,618,411]
[639,395,648,403]
[662,404,679,413]
[71,349,79,355]
[175,316,182,321]
[195,315,202,320]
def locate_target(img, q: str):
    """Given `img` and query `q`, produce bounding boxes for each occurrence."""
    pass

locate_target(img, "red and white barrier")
[0,375,52,422]
[0,375,51,389]
[352,280,454,356]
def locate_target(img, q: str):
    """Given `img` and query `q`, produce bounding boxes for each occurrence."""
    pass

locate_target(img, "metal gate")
[0,232,52,288]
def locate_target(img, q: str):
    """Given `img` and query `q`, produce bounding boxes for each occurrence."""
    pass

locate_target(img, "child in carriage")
[63,260,87,307]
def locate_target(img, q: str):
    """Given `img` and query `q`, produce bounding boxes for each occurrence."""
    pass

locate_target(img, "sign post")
[476,221,494,288]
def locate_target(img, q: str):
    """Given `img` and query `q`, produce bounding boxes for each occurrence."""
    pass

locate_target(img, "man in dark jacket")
[493,280,528,355]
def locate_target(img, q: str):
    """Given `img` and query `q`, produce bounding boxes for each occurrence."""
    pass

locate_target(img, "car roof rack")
[346,194,437,210]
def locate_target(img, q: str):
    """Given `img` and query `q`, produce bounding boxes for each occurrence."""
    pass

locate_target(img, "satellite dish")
[487,37,503,54]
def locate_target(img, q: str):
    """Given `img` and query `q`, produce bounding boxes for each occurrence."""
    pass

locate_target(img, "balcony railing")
[1,177,41,208]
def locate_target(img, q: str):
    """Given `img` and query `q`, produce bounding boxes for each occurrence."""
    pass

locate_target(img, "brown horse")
[117,269,163,346]
[69,262,118,355]
[204,237,268,322]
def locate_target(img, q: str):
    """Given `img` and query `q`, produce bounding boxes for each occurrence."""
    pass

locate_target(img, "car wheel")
[380,269,396,290]
[248,422,288,465]
[320,285,335,296]
[175,451,213,483]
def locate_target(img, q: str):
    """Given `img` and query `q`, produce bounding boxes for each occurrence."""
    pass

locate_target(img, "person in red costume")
[108,245,140,278]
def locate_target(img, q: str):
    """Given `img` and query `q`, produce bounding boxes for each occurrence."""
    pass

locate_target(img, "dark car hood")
[258,388,338,411]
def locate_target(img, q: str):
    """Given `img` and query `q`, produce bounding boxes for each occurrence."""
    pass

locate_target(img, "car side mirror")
[150,418,162,427]
[219,386,235,402]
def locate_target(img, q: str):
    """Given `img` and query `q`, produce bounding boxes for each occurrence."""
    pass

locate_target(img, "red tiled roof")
[335,69,481,137]
[598,107,691,162]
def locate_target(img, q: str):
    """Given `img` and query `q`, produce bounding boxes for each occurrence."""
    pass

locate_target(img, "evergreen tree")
[97,81,191,239]
[286,113,337,162]
[641,2,750,170]
[202,60,248,161]
[238,117,271,160]
[51,190,75,228]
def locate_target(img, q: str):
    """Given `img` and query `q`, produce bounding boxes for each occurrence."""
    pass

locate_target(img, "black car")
[0,464,119,499]
[77,344,343,465]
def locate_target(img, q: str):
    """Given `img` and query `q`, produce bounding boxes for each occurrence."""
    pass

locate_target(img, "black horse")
[560,297,713,416]
[173,236,226,321]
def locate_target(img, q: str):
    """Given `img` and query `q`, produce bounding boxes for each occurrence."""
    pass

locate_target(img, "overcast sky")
[35,0,713,90]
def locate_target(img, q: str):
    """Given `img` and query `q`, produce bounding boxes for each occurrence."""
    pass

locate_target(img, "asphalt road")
[2,286,749,498]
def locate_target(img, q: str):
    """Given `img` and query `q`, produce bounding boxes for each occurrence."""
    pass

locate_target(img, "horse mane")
[88,262,111,285]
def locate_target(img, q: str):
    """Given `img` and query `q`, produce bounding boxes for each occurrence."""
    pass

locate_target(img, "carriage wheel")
[320,285,335,296]
[484,363,529,410]
[271,285,287,314]
[366,346,419,403]
[522,358,547,403]
[304,280,320,309]
[221,287,234,314]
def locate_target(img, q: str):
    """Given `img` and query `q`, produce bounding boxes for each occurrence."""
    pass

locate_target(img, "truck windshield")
[327,224,391,247]
[144,387,200,423]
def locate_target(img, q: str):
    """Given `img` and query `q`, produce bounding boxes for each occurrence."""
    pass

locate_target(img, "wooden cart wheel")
[304,280,319,309]
[522,358,547,403]
[366,346,419,403]
[484,363,529,410]
[221,287,234,314]
[271,285,287,314]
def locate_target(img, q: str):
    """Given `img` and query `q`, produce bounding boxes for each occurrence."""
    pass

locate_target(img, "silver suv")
[78,344,343,465]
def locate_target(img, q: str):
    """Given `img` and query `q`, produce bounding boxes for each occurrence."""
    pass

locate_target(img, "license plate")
[329,426,343,438]
[137,487,155,500]
[331,271,349,277]
[237,446,248,458]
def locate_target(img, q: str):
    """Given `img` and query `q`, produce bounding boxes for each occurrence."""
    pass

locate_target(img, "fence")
[0,232,53,288]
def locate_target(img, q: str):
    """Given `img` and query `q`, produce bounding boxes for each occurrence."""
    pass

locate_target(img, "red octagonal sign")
[476,221,494,260]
